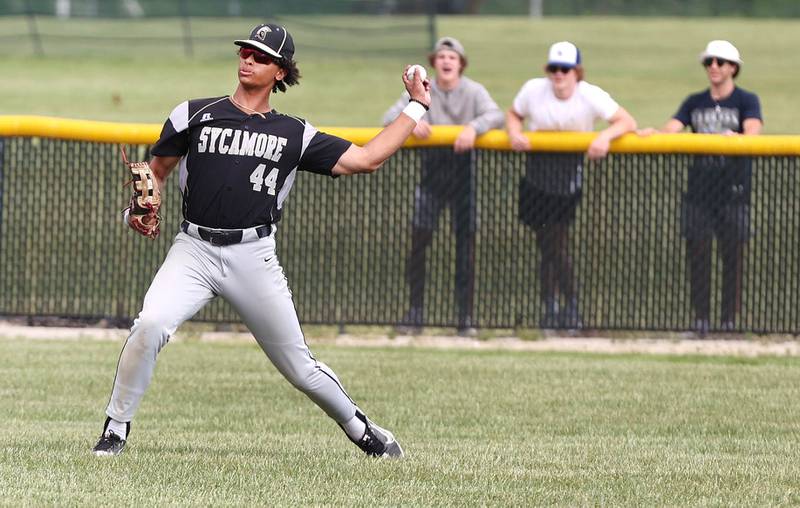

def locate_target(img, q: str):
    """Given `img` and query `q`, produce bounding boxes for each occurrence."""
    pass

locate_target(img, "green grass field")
[1,16,800,132]
[1,337,799,505]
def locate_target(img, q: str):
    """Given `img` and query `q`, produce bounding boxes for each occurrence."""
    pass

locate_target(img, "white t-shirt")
[512,78,619,132]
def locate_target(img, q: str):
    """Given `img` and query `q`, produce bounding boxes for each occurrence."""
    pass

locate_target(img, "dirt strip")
[1,322,799,357]
[333,334,800,357]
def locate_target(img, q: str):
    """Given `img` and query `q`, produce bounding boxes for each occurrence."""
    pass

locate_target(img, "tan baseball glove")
[121,147,161,239]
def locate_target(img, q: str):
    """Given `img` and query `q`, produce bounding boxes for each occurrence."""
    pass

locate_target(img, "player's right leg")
[223,236,403,458]
[92,234,217,456]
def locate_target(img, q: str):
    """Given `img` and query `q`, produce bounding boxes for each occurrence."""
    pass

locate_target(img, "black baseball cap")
[235,23,295,62]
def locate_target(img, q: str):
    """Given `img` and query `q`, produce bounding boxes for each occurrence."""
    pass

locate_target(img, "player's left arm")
[587,107,637,160]
[122,153,180,239]
[149,155,181,190]
[333,67,431,176]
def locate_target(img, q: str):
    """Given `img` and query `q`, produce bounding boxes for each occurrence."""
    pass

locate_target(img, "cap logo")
[256,26,271,41]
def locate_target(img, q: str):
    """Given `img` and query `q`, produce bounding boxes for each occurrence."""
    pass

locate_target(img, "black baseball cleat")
[347,410,404,459]
[91,418,130,457]
[92,430,126,456]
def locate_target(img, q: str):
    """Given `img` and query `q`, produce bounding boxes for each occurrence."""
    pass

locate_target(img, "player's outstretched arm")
[333,67,431,176]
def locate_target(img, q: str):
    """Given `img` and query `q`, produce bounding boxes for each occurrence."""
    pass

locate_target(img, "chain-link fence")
[1,134,798,333]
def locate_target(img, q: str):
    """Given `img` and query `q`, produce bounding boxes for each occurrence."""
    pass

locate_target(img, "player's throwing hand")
[402,65,432,109]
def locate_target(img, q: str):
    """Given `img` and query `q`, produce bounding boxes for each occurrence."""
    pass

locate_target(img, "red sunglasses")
[238,47,277,65]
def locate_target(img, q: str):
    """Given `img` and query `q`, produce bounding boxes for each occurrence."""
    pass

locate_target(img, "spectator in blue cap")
[508,41,636,328]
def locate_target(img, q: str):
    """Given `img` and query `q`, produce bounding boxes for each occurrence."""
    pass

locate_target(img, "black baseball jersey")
[673,87,762,205]
[150,96,352,229]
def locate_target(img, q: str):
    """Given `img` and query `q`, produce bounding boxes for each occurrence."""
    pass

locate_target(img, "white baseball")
[406,64,427,82]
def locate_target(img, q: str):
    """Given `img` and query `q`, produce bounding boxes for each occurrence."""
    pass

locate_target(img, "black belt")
[181,220,271,246]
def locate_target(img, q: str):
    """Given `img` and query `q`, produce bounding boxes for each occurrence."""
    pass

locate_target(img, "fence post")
[25,0,44,56]
[0,138,5,299]
[179,0,193,58]
[426,0,437,52]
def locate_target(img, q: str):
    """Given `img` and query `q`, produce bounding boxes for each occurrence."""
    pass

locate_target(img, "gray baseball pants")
[105,230,358,424]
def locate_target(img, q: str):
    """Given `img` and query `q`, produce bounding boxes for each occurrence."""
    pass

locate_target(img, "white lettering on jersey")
[264,135,278,161]
[241,131,258,156]
[218,128,233,154]
[198,126,210,152]
[195,126,287,162]
[272,137,287,162]
[254,134,268,157]
[208,127,223,153]
[228,130,241,156]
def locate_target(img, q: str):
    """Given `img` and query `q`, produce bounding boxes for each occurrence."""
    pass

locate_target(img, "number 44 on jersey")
[250,164,280,194]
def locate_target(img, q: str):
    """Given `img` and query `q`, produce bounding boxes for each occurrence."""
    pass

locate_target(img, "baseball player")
[507,41,636,328]
[91,23,431,458]
[383,37,504,336]
[638,40,762,335]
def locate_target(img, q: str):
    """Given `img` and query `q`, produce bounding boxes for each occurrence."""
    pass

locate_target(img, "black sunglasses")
[703,57,732,68]
[546,64,573,74]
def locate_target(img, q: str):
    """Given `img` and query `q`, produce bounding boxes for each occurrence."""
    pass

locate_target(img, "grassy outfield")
[0,16,799,132]
[1,337,799,505]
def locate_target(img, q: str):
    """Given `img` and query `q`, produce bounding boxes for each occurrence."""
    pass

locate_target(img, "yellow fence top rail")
[2,115,800,155]
[0,116,161,145]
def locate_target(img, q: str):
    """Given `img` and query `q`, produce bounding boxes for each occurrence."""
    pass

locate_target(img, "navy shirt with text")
[673,87,762,204]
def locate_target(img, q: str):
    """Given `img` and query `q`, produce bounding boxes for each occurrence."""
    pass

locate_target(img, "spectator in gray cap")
[384,36,504,337]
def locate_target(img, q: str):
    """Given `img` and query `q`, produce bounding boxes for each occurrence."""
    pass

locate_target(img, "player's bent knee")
[286,371,316,393]
[129,314,173,354]
[280,364,319,393]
